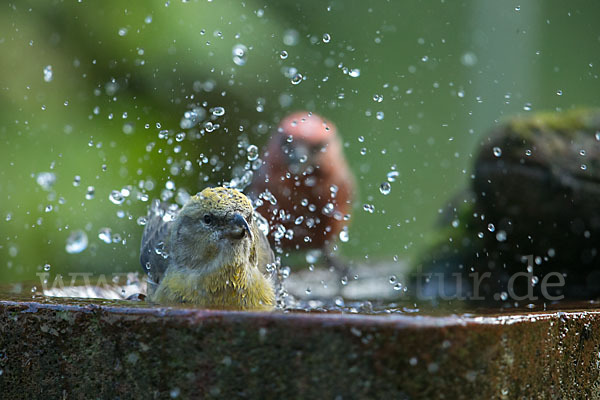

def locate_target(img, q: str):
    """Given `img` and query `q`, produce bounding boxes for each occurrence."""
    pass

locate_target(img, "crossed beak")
[226,213,253,241]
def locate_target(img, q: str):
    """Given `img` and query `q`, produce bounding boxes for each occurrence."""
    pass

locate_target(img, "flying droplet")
[98,228,112,244]
[66,230,88,254]
[283,29,299,46]
[339,227,349,243]
[85,186,95,200]
[109,190,125,205]
[379,182,391,195]
[322,33,331,43]
[291,73,303,85]
[43,65,53,82]
[36,172,56,191]
[387,170,399,182]
[496,230,507,242]
[493,147,502,157]
[348,68,361,78]
[247,145,259,161]
[232,44,248,66]
[212,107,225,117]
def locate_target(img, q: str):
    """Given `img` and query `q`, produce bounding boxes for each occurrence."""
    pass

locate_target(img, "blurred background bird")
[140,187,275,310]
[249,111,355,268]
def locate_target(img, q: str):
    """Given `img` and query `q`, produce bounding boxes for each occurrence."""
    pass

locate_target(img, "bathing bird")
[140,187,275,310]
[249,111,355,262]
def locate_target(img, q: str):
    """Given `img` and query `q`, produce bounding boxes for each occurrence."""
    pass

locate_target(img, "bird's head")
[271,111,343,176]
[170,187,258,273]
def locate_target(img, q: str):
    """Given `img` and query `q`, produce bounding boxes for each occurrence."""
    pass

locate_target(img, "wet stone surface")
[2,297,600,399]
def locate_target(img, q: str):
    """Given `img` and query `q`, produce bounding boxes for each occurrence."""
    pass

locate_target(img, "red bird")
[250,111,355,255]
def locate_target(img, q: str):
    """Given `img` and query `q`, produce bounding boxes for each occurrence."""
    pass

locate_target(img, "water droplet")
[322,33,331,43]
[98,228,112,244]
[283,29,299,46]
[492,147,502,157]
[580,149,586,156]
[376,111,385,120]
[66,230,88,254]
[305,249,321,264]
[43,65,53,82]
[340,276,348,285]
[322,203,335,216]
[496,230,507,242]
[372,94,383,103]
[515,5,521,11]
[85,186,95,200]
[118,27,128,37]
[247,145,259,161]
[144,15,153,24]
[363,204,375,213]
[387,170,399,182]
[36,172,56,191]
[43,263,51,272]
[232,44,248,66]
[556,89,563,96]
[291,73,303,85]
[452,219,460,228]
[487,223,495,232]
[175,132,186,142]
[460,51,478,67]
[122,123,134,135]
[339,227,349,242]
[379,182,391,195]
[523,102,532,111]
[109,190,125,205]
[531,275,539,286]
[348,68,361,78]
[212,107,225,117]
[393,282,403,291]
[500,291,508,301]
[45,205,53,213]
[595,131,600,141]
[279,50,288,60]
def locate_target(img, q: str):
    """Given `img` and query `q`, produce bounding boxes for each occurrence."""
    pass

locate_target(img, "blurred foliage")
[1,1,600,283]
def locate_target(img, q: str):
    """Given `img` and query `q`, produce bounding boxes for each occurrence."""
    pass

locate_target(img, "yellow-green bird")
[140,187,276,310]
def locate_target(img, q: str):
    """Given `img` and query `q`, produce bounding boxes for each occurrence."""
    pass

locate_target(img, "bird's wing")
[140,200,179,292]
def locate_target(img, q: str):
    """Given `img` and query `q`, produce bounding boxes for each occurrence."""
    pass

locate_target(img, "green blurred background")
[1,1,600,283]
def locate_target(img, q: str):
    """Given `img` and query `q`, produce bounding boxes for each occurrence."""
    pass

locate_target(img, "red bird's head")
[267,111,344,178]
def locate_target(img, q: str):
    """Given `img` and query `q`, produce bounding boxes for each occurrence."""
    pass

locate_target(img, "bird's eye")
[203,214,213,224]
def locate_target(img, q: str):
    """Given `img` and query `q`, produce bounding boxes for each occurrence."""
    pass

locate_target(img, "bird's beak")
[225,213,253,241]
